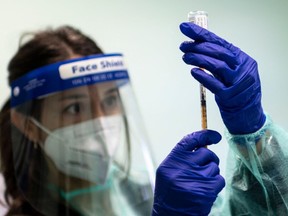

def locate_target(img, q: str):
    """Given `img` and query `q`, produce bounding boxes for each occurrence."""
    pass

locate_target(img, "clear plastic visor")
[10,56,155,216]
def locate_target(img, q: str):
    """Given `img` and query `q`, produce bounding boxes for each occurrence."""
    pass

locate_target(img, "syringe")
[188,11,208,130]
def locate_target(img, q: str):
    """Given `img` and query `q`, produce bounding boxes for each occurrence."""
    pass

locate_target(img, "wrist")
[221,104,266,135]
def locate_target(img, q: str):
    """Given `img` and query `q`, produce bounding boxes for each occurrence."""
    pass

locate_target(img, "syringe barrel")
[188,11,209,131]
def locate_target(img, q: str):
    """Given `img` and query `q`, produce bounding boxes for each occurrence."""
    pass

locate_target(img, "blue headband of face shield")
[10,53,129,108]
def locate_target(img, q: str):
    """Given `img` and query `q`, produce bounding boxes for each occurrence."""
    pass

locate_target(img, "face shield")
[10,53,155,216]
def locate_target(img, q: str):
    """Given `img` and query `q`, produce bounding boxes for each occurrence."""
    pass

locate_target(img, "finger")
[191,68,226,94]
[182,53,235,86]
[212,175,226,195]
[190,175,225,196]
[179,22,239,54]
[190,162,220,177]
[203,162,221,177]
[191,148,220,166]
[176,130,222,151]
[180,41,238,69]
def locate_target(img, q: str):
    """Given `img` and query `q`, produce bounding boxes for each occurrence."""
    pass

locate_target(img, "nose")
[91,100,106,119]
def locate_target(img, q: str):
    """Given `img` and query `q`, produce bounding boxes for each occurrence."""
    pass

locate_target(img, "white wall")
[1,0,288,198]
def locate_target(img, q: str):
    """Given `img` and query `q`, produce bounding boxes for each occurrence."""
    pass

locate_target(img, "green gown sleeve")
[210,114,288,216]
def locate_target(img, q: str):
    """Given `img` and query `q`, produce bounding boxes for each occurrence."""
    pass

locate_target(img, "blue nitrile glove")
[179,22,266,134]
[152,130,225,216]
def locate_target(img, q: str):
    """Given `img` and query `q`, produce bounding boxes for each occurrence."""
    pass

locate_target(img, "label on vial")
[189,15,208,29]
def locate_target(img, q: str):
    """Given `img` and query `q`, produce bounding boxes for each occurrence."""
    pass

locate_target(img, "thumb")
[176,129,222,151]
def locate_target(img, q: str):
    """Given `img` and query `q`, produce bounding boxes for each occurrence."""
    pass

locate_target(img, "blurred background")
[1,0,288,213]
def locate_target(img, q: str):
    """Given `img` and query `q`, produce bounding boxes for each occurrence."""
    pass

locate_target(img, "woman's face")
[39,81,122,139]
[36,81,124,190]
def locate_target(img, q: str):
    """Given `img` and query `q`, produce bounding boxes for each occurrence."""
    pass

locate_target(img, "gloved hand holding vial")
[154,10,288,216]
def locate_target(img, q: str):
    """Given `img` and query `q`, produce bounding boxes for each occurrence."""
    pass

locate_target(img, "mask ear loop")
[29,117,51,135]
[29,117,56,149]
[27,118,39,149]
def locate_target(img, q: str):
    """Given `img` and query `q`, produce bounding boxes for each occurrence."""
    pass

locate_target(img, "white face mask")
[31,115,124,184]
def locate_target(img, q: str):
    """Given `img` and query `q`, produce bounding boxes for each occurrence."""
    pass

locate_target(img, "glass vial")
[188,11,208,29]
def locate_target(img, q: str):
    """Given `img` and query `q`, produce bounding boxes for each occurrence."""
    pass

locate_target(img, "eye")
[101,95,121,113]
[63,102,82,115]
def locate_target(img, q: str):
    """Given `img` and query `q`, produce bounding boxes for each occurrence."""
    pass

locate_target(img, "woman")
[0,26,156,215]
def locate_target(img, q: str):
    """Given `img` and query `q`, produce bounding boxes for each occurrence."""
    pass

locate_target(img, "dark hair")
[0,25,103,215]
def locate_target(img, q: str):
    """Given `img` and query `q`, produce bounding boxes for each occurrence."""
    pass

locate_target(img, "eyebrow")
[59,94,89,101]
[57,86,119,101]
[104,87,118,95]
